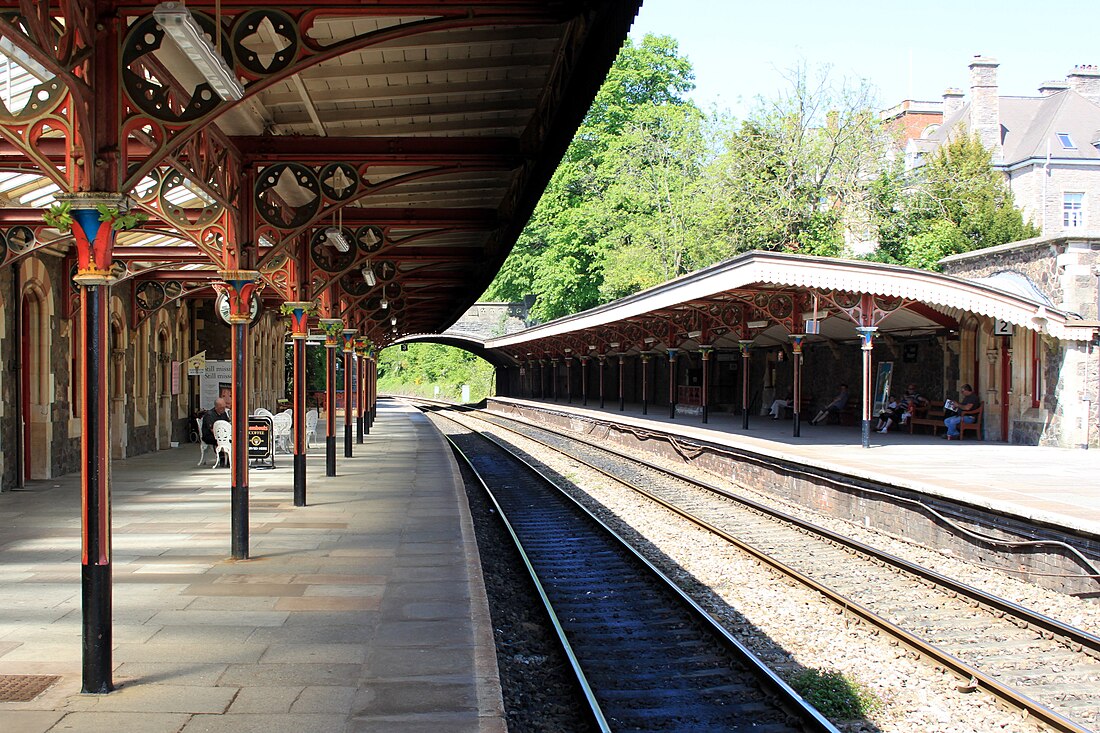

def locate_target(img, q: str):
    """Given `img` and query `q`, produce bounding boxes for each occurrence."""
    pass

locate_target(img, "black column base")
[642,400,648,415]
[702,405,708,424]
[344,425,353,458]
[793,413,801,438]
[356,416,363,444]
[742,409,750,430]
[862,419,871,448]
[81,562,113,694]
[326,436,337,476]
[669,403,676,419]
[293,454,306,507]
[231,483,249,560]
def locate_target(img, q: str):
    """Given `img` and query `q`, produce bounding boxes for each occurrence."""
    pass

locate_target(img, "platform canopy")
[0,0,641,340]
[482,251,1098,362]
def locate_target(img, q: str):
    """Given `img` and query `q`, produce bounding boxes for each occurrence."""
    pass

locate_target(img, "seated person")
[769,391,794,419]
[201,397,231,464]
[943,384,980,439]
[898,383,928,425]
[875,395,902,433]
[810,383,849,425]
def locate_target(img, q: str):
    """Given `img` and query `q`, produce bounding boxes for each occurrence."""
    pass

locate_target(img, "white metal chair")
[305,408,318,448]
[272,412,292,454]
[254,408,275,419]
[196,417,212,466]
[212,420,232,469]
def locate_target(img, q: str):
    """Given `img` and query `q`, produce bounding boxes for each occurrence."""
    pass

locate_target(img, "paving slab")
[0,401,503,732]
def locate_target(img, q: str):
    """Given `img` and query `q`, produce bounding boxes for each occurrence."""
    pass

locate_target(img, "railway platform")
[0,400,504,733]
[487,396,1100,541]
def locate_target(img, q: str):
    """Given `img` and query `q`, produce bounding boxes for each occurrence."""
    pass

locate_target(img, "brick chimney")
[969,55,1001,160]
[942,88,964,120]
[1066,65,1100,105]
[1038,79,1069,96]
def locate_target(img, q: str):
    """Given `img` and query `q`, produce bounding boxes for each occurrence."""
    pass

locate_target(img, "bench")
[908,401,945,436]
[959,404,983,440]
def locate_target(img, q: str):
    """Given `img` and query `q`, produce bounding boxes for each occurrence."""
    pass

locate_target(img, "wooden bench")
[908,401,945,435]
[959,404,983,440]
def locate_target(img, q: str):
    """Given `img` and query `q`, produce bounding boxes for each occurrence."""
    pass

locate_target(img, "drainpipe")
[11,263,23,488]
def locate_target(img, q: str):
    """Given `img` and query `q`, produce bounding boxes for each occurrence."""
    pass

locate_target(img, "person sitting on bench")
[943,384,980,440]
[810,384,848,425]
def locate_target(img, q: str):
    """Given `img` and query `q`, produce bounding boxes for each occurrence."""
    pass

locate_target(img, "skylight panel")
[1057,132,1076,149]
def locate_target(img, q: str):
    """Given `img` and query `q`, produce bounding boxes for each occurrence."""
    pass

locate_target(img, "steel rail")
[414,399,1099,733]
[426,405,840,733]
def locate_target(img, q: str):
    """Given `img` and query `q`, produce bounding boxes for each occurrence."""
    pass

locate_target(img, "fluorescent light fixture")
[747,320,768,329]
[153,2,244,102]
[380,298,388,309]
[609,342,620,348]
[361,262,376,286]
[390,316,397,326]
[324,226,350,252]
[687,330,702,339]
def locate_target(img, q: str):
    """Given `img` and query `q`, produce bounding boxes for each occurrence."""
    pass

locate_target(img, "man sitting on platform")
[810,383,848,425]
[943,384,980,440]
[202,397,231,466]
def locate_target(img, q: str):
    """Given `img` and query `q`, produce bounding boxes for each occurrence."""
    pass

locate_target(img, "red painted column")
[738,339,753,430]
[856,327,878,448]
[66,192,126,694]
[284,303,313,507]
[220,271,262,560]
[341,329,356,458]
[320,319,342,475]
[700,347,712,424]
[641,354,651,415]
[791,335,804,438]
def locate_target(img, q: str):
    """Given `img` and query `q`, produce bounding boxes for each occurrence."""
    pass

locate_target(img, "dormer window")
[1057,132,1076,149]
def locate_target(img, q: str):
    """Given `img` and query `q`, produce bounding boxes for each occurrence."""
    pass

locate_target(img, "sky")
[629,0,1099,118]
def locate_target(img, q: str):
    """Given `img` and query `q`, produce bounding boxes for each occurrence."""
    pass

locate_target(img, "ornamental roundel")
[340,270,370,297]
[164,280,183,300]
[231,10,299,77]
[309,227,355,273]
[0,76,65,123]
[0,230,7,264]
[122,13,232,123]
[110,259,128,280]
[874,295,903,312]
[320,163,359,202]
[356,225,385,253]
[159,169,222,230]
[832,290,861,309]
[383,282,402,300]
[255,163,320,229]
[753,292,770,309]
[768,294,793,320]
[376,260,397,282]
[722,304,741,327]
[7,226,34,253]
[135,281,166,311]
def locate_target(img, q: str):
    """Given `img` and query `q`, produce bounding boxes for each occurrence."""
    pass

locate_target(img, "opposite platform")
[0,400,504,733]
[488,396,1100,540]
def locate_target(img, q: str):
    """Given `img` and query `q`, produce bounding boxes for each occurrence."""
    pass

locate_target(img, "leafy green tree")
[873,133,1039,269]
[708,62,886,257]
[486,35,703,321]
[377,344,495,402]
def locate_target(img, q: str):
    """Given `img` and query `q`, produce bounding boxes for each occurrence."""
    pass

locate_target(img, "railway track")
[413,399,1100,733]
[428,408,839,732]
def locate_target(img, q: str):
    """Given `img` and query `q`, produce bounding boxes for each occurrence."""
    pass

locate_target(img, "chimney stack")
[1038,79,1069,96]
[968,55,1001,160]
[942,87,964,120]
[1066,65,1100,105]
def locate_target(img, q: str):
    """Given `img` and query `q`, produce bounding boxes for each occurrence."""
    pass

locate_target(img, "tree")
[873,133,1039,269]
[708,62,887,257]
[485,35,703,321]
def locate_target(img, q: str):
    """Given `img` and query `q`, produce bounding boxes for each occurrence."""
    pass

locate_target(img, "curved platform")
[0,400,504,733]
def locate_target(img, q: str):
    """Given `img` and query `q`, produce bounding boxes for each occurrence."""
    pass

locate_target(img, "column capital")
[738,339,754,355]
[281,301,315,339]
[855,326,878,349]
[789,334,805,354]
[341,329,358,352]
[217,270,262,324]
[700,345,714,359]
[319,318,343,348]
[58,192,132,285]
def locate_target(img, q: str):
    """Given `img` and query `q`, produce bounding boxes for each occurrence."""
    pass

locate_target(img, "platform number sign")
[993,319,1013,336]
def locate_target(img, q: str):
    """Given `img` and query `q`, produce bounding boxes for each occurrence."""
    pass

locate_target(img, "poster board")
[199,360,232,411]
[247,416,275,469]
[872,361,894,418]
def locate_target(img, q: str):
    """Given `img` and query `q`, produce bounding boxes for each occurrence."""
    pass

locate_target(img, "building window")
[1063,192,1085,228]
[1056,132,1076,149]
[1030,331,1042,409]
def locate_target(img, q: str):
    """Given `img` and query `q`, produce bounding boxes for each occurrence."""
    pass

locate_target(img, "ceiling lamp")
[153,3,244,102]
[324,226,350,252]
[361,261,376,286]
[380,298,388,309]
